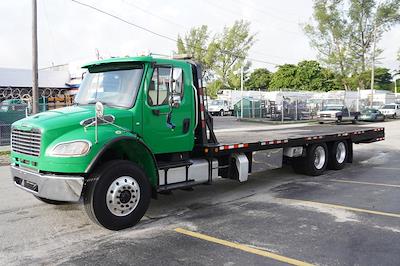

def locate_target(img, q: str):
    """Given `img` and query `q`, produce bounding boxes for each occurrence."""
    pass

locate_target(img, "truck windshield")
[210,100,223,105]
[382,105,395,109]
[75,67,143,108]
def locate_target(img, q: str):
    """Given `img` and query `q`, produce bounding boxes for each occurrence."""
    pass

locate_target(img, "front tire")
[84,160,151,230]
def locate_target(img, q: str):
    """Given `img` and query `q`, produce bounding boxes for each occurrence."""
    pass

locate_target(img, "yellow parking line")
[175,228,314,266]
[276,198,400,218]
[328,179,400,188]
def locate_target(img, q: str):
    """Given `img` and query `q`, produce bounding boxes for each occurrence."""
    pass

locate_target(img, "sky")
[0,0,399,73]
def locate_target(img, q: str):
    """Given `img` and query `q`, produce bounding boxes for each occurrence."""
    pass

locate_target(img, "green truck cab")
[11,56,204,230]
[10,56,385,230]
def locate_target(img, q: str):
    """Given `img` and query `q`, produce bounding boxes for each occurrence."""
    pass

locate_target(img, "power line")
[120,0,189,30]
[71,0,178,43]
[203,0,303,37]
[70,0,280,66]
[237,0,299,25]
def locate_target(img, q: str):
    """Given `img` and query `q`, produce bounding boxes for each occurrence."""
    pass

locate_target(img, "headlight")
[49,140,91,157]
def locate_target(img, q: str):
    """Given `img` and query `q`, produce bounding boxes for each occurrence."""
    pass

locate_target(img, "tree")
[206,80,223,98]
[304,0,352,88]
[304,0,400,89]
[269,60,341,91]
[348,0,400,73]
[176,25,217,81]
[245,68,272,90]
[213,20,256,87]
[269,64,298,90]
[350,67,393,90]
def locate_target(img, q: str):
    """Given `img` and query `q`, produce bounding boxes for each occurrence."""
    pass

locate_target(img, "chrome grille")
[11,128,41,157]
[320,114,331,118]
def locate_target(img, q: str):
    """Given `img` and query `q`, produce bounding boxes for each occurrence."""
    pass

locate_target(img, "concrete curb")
[0,146,10,152]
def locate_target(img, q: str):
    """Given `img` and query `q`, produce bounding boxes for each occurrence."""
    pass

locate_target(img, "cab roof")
[82,56,188,69]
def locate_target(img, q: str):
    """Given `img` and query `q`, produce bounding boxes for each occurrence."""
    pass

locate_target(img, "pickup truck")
[10,56,385,230]
[317,105,359,124]
[379,103,400,119]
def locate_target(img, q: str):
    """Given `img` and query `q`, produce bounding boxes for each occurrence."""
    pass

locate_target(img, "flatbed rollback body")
[10,56,385,230]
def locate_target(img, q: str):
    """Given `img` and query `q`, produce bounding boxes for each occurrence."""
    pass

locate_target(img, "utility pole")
[240,65,244,119]
[370,23,377,108]
[32,0,39,114]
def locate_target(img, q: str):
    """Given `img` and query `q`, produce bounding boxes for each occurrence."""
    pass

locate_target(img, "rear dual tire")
[292,140,349,176]
[292,143,328,176]
[328,141,348,170]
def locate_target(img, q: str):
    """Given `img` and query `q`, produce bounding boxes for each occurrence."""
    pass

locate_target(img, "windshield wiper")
[85,100,127,109]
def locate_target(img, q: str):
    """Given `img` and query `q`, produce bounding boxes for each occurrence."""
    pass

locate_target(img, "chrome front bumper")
[11,165,84,202]
[318,117,336,121]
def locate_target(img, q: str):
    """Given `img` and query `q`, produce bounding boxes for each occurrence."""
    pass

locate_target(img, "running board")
[157,180,200,192]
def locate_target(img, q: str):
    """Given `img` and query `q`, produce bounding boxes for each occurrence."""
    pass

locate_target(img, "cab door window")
[148,66,183,106]
[148,67,170,106]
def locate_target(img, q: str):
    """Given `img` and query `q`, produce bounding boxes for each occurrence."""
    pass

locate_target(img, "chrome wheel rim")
[336,142,346,164]
[314,146,326,169]
[106,176,140,217]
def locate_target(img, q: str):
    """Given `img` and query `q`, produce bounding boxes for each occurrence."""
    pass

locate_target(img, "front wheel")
[220,109,224,116]
[84,160,151,230]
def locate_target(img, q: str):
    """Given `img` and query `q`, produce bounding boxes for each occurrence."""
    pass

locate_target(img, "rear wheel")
[292,143,328,176]
[84,160,151,230]
[220,109,224,116]
[328,141,348,170]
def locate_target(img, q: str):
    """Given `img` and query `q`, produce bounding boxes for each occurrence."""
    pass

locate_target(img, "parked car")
[207,99,230,116]
[317,105,359,124]
[359,108,385,122]
[379,103,400,119]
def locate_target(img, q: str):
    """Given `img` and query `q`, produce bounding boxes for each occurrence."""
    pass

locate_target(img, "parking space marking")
[175,228,314,266]
[276,198,400,218]
[373,166,400,171]
[328,179,400,188]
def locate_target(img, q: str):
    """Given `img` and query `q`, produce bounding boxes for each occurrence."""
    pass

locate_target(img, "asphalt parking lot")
[1,118,400,265]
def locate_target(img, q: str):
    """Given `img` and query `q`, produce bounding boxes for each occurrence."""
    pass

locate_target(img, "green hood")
[12,105,134,154]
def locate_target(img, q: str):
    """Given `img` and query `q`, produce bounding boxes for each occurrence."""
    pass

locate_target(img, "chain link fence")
[0,87,74,146]
[233,97,316,121]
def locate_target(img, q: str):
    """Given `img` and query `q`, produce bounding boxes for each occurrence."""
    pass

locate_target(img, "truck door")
[342,107,349,118]
[142,65,195,154]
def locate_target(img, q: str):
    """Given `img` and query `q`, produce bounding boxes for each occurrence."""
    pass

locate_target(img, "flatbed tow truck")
[10,56,385,230]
